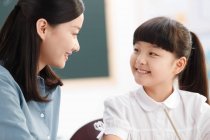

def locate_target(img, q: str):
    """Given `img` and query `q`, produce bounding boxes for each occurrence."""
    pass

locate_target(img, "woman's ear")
[36,18,48,40]
[174,57,187,75]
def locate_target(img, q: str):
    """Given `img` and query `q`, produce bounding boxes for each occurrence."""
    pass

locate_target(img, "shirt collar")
[135,86,181,112]
[37,76,45,88]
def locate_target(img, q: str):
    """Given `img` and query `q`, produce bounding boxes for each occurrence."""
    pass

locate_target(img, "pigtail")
[178,32,209,103]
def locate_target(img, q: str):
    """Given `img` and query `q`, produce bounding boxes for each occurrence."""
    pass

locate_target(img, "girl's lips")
[136,68,151,74]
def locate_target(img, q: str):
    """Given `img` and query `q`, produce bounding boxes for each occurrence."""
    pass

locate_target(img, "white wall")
[57,0,210,139]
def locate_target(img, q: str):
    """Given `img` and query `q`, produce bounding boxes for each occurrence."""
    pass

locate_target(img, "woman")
[0,0,84,139]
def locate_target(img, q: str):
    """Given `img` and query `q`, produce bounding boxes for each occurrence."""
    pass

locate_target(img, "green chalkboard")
[0,0,17,26]
[0,0,109,79]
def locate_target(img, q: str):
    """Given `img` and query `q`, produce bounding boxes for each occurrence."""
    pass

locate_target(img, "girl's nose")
[136,54,147,65]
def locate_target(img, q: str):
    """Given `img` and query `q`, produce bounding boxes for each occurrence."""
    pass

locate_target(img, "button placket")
[40,113,45,118]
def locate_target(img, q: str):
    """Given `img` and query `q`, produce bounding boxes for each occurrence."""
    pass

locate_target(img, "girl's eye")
[133,48,139,52]
[149,52,158,56]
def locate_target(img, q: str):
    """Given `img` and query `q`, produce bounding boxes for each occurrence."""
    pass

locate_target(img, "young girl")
[99,17,210,140]
[0,0,84,139]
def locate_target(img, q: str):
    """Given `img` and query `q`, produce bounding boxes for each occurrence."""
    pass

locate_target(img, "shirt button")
[40,113,45,118]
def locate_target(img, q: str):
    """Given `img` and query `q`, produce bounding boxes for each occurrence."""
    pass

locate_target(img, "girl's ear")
[174,57,187,75]
[36,18,48,40]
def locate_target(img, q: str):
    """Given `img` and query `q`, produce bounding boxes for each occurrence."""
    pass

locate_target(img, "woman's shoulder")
[0,65,16,84]
[0,65,10,75]
[0,65,22,94]
[0,65,25,108]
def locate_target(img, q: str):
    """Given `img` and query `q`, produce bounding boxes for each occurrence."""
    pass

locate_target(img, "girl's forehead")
[134,41,159,49]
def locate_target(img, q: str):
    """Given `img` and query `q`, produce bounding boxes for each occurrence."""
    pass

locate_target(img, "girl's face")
[38,14,84,71]
[130,41,183,89]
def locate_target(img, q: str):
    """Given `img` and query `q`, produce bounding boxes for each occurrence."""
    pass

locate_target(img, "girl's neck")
[143,85,174,102]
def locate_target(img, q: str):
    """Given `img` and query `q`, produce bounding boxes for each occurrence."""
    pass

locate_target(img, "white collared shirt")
[102,86,210,140]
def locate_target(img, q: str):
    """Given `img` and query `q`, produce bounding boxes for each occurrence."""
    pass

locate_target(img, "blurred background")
[1,0,210,139]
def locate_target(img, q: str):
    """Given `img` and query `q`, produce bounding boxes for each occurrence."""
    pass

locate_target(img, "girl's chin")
[134,77,147,85]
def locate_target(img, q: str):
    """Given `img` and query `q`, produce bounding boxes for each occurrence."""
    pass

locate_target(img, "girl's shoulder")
[178,89,210,118]
[104,89,137,109]
[178,89,207,105]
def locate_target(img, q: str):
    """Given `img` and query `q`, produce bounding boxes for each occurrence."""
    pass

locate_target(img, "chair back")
[70,118,103,140]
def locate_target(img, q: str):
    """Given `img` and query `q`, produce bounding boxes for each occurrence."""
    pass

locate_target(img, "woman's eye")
[73,33,78,36]
[72,32,79,36]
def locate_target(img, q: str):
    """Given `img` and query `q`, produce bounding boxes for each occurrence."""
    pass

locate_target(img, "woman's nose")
[73,39,80,52]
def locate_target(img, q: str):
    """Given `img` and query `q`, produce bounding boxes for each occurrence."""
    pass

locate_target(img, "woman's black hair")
[0,0,85,102]
[133,17,209,103]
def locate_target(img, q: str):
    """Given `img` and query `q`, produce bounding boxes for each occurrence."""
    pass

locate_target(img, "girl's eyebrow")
[152,44,159,48]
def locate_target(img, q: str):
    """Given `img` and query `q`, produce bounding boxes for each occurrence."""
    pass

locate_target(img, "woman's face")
[38,14,84,71]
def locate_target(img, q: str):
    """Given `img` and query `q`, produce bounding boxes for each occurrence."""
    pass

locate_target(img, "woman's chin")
[58,65,65,69]
[53,63,66,69]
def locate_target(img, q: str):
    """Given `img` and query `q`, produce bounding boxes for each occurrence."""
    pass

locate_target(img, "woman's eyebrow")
[72,25,81,30]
